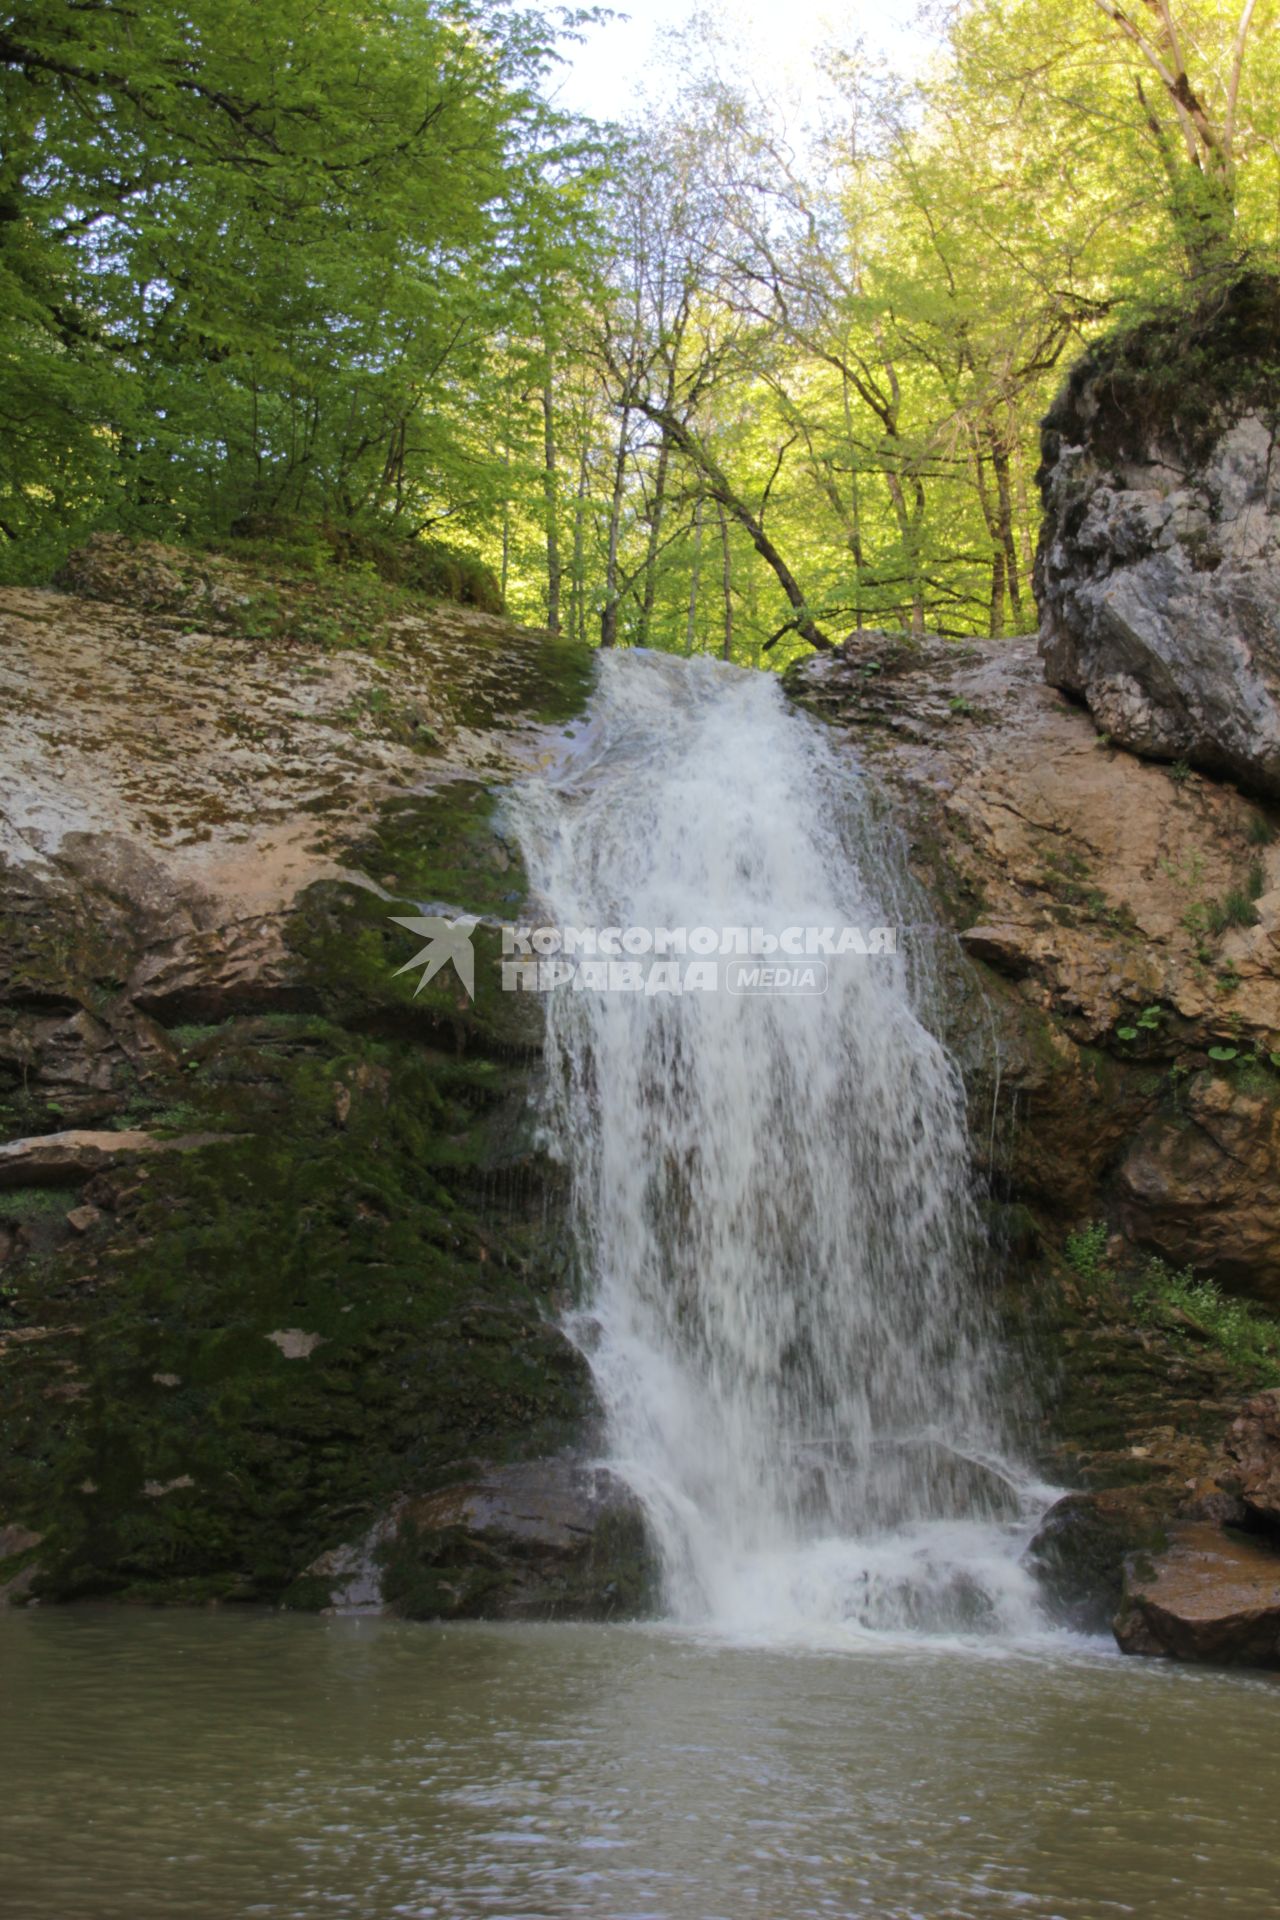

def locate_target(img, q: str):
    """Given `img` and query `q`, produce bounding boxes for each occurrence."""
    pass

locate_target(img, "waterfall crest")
[507,650,1053,1640]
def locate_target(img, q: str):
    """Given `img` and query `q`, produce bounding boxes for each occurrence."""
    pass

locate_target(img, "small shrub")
[1204,888,1258,935]
[1065,1220,1110,1281]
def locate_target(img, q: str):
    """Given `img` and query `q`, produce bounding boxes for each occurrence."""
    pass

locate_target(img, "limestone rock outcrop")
[788,631,1280,1244]
[1035,275,1280,798]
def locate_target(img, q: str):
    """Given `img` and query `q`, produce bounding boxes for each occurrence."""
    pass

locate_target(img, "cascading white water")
[508,649,1054,1641]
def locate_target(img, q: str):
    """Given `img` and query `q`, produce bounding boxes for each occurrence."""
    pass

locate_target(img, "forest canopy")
[3,0,1278,658]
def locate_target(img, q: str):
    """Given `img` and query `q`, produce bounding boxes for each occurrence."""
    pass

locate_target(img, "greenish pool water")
[2,1610,1278,1919]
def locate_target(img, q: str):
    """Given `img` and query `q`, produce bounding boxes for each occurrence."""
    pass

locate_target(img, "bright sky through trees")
[537,0,930,122]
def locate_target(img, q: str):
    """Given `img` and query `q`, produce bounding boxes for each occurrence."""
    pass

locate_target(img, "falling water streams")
[508,648,1055,1642]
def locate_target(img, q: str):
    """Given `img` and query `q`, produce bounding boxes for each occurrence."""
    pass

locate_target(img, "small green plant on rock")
[1134,1258,1280,1383]
[1065,1220,1110,1281]
[1206,887,1259,934]
[1117,1005,1164,1043]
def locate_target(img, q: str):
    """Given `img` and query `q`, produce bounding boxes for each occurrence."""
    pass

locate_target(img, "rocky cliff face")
[0,536,650,1616]
[8,461,1280,1662]
[1036,275,1280,797]
[788,625,1280,1655]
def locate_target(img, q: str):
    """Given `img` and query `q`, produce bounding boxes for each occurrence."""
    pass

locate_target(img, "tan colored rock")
[958,923,1035,977]
[0,1130,158,1187]
[0,1128,232,1190]
[791,635,1280,1264]
[1220,1390,1280,1526]
[65,1205,102,1234]
[1115,1523,1280,1665]
[1118,1074,1280,1301]
[266,1329,323,1360]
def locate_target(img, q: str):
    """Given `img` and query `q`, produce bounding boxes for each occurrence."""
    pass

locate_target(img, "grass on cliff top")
[1044,270,1280,468]
[1065,1222,1280,1384]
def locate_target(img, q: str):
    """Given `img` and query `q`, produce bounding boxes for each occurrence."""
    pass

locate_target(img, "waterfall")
[507,649,1053,1640]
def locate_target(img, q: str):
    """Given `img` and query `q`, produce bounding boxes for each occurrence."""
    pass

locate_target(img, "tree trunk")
[717,500,733,662]
[500,443,511,608]
[638,430,671,647]
[570,439,589,649]
[990,437,1023,631]
[541,370,562,635]
[685,495,704,655]
[600,404,631,649]
[637,402,830,650]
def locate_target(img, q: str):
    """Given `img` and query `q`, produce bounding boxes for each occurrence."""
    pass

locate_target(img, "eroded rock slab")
[1115,1523,1280,1665]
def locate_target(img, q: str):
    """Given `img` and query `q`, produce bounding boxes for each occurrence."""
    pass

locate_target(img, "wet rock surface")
[788,631,1280,1238]
[1026,1487,1169,1636]
[1115,1523,1280,1666]
[299,1458,654,1621]
[318,1459,656,1622]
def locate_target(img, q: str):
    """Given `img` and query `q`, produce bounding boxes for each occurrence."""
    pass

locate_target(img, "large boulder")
[1026,1487,1169,1634]
[1036,274,1280,798]
[1115,1523,1280,1665]
[304,1459,654,1621]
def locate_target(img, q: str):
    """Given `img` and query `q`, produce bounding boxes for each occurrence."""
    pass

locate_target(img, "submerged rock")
[1115,1523,1280,1665]
[1035,275,1280,797]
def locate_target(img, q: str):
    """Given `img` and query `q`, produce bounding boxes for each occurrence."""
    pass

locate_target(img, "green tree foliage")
[0,0,596,577]
[495,0,1278,661]
[6,1,1278,640]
